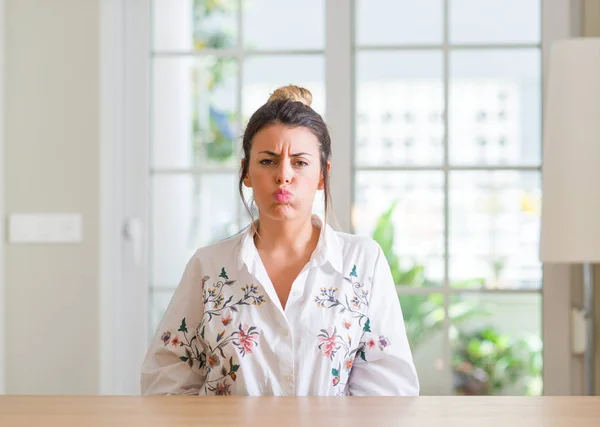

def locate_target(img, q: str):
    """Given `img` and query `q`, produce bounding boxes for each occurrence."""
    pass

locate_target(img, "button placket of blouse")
[288,265,311,305]
[277,316,296,395]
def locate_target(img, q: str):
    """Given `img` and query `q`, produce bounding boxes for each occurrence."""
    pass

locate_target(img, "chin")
[269,203,297,220]
[258,202,308,221]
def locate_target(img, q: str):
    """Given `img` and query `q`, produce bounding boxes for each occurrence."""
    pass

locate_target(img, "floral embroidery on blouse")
[158,267,265,395]
[314,264,391,391]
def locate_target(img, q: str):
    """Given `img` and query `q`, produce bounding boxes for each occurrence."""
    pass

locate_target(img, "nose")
[275,161,292,185]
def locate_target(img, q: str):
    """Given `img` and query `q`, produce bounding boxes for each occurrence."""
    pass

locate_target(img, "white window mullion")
[326,0,354,233]
[236,0,244,230]
[442,0,452,395]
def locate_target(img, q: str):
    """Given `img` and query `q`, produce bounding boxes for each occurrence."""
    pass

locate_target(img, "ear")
[317,161,331,191]
[242,159,252,188]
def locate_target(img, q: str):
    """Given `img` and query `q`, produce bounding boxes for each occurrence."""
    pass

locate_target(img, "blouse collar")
[237,214,344,275]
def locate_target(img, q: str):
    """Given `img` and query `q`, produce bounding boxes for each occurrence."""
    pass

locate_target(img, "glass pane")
[152,57,238,169]
[152,0,237,51]
[400,294,451,395]
[150,290,176,338]
[449,171,542,289]
[243,0,324,50]
[449,49,541,165]
[243,55,325,121]
[354,172,444,287]
[450,0,541,44]
[356,52,444,166]
[450,293,542,396]
[152,173,239,286]
[356,0,443,46]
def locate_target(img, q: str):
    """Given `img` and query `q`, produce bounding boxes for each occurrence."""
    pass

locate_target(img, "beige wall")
[4,0,99,393]
[582,0,600,396]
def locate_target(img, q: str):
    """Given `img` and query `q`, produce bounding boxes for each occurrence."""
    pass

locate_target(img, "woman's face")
[243,123,328,222]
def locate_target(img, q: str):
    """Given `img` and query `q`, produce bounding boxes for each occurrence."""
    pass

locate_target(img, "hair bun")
[267,85,313,107]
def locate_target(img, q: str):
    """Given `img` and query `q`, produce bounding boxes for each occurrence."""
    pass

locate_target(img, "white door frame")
[99,0,150,395]
[101,0,581,396]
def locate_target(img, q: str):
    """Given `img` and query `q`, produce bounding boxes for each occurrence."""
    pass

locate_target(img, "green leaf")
[219,267,229,280]
[372,200,397,256]
[332,368,339,377]
[360,350,367,362]
[397,264,425,286]
[200,326,205,340]
[179,356,189,362]
[231,364,240,373]
[363,318,371,333]
[350,265,358,277]
[179,318,188,333]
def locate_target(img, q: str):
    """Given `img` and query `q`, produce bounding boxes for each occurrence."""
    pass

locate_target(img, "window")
[147,0,547,396]
[353,0,542,395]
[149,0,326,341]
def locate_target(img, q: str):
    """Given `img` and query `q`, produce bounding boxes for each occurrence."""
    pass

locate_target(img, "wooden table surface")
[1,396,599,426]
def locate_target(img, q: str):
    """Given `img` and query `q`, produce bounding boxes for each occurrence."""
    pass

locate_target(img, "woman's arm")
[347,244,420,396]
[140,253,207,395]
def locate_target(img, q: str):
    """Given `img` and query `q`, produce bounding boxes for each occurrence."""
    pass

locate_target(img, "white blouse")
[141,216,419,396]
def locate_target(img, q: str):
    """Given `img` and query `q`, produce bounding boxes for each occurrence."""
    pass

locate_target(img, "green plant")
[191,0,237,163]
[372,201,427,286]
[451,327,542,396]
[371,200,542,395]
[371,201,486,348]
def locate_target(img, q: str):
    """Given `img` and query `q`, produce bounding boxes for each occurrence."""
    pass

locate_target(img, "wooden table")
[1,396,599,426]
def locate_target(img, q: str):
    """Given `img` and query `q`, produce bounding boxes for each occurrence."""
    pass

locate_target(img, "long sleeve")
[347,244,420,396]
[141,252,207,395]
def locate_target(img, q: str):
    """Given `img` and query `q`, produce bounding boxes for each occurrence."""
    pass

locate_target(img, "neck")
[254,214,320,256]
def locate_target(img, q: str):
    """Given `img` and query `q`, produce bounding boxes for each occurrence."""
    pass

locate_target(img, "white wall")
[4,0,100,394]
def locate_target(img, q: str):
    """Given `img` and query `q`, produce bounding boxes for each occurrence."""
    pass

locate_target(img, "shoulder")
[175,231,245,291]
[193,231,245,262]
[335,230,381,253]
[329,228,385,271]
[178,231,246,281]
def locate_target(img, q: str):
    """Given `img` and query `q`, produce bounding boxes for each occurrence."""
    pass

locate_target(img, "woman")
[141,85,419,396]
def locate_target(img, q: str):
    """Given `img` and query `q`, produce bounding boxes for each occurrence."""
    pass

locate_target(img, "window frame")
[101,0,581,395]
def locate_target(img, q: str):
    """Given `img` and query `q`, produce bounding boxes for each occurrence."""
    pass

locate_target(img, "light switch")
[8,213,83,244]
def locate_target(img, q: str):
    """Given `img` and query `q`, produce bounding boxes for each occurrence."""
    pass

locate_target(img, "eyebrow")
[258,151,312,157]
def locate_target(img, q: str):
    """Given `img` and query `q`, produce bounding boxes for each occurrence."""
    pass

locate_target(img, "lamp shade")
[540,38,600,263]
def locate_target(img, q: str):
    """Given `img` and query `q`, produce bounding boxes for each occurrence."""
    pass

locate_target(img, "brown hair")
[239,85,333,227]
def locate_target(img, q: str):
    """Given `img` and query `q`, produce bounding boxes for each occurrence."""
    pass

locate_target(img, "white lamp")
[540,38,600,396]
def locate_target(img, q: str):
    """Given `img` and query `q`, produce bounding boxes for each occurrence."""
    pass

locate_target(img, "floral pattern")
[318,328,341,359]
[314,264,391,392]
[158,267,265,396]
[233,324,259,356]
